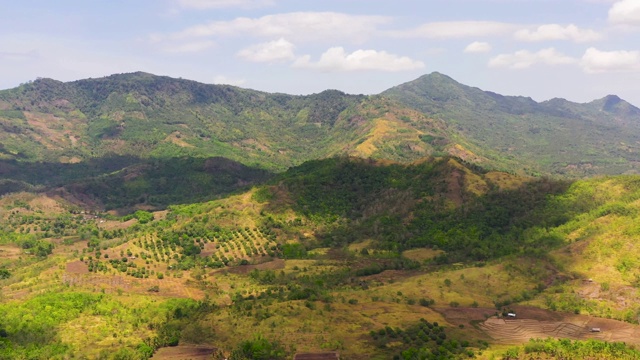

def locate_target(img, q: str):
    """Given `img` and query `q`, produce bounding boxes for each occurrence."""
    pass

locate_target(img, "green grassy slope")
[382,72,640,176]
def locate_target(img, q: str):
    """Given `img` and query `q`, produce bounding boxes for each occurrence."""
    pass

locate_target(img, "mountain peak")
[589,94,640,116]
[416,71,459,84]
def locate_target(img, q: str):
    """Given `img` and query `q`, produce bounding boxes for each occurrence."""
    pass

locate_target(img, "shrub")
[419,298,435,307]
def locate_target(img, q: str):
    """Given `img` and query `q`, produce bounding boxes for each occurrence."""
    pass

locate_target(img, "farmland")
[3,157,640,359]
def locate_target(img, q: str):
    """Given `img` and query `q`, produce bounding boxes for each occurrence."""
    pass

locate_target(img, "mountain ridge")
[8,70,636,108]
[1,71,640,177]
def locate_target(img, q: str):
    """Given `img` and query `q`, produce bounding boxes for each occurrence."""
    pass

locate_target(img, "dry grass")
[0,245,22,260]
[152,345,217,360]
[347,240,375,253]
[402,248,443,262]
[485,171,530,191]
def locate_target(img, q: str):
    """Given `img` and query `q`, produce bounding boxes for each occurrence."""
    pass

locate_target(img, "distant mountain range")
[0,71,639,179]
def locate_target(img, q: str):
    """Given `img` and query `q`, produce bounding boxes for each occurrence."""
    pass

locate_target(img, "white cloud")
[389,21,516,39]
[237,38,295,62]
[176,0,274,9]
[213,75,246,86]
[163,40,215,53]
[514,24,603,43]
[293,47,425,72]
[580,47,640,73]
[609,0,640,25]
[464,41,492,53]
[171,12,390,43]
[488,48,576,69]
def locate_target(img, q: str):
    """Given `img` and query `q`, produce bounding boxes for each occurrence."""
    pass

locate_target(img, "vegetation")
[503,338,640,359]
[3,72,640,359]
[369,318,474,359]
[383,72,640,176]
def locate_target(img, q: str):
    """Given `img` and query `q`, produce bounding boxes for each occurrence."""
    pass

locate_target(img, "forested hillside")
[383,72,640,176]
[0,73,449,172]
[2,71,639,179]
[3,156,640,358]
[3,71,640,359]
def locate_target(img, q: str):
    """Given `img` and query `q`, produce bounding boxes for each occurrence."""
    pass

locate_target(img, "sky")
[2,0,640,106]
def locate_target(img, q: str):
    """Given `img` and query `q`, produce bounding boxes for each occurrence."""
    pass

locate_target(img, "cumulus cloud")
[176,0,274,9]
[580,47,640,73]
[293,47,425,72]
[171,12,390,43]
[609,0,640,25]
[389,21,516,39]
[464,41,492,53]
[237,38,295,62]
[488,48,576,69]
[514,24,603,42]
[162,40,215,53]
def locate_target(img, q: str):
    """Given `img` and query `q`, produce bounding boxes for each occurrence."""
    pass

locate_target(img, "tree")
[134,210,154,224]
[0,268,10,279]
[230,334,286,360]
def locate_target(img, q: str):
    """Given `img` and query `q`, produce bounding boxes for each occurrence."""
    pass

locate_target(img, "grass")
[401,248,443,262]
[6,159,640,358]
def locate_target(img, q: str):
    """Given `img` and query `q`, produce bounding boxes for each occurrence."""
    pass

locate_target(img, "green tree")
[230,334,286,360]
[0,268,10,279]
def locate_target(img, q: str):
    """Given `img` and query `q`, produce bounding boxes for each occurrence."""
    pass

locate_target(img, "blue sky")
[2,0,640,105]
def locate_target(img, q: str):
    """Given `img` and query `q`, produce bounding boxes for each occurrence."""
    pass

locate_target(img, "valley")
[1,73,640,359]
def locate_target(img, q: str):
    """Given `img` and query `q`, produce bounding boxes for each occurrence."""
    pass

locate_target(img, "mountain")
[382,72,640,176]
[1,71,640,187]
[7,72,640,359]
[0,72,446,172]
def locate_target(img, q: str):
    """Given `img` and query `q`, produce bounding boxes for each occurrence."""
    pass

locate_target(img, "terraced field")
[479,316,640,345]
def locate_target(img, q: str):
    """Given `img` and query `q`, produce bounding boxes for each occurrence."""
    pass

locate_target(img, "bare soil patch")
[151,345,217,360]
[66,260,89,274]
[440,306,564,326]
[199,242,219,257]
[402,248,443,262]
[438,307,500,326]
[294,352,340,360]
[474,308,640,345]
[0,245,22,259]
[61,271,205,300]
[445,168,464,206]
[99,218,136,231]
[360,269,417,283]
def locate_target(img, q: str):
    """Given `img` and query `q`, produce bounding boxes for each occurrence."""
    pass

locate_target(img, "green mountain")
[382,72,640,176]
[3,71,639,184]
[6,71,640,359]
[0,72,446,171]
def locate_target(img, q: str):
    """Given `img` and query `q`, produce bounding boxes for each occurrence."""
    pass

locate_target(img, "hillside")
[383,72,640,176]
[2,71,640,182]
[3,71,640,359]
[0,73,449,172]
[4,157,640,359]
